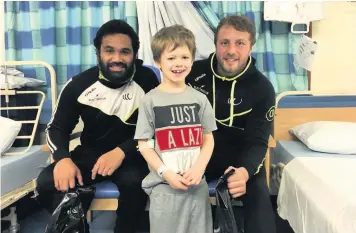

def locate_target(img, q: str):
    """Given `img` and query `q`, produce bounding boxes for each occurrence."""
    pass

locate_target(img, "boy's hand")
[183,166,205,186]
[163,170,190,190]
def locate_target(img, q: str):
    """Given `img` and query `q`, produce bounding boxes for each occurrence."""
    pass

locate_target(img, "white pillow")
[0,74,45,89]
[0,117,22,155]
[289,121,356,154]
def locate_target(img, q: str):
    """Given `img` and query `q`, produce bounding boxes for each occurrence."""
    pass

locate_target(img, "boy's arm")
[138,140,190,190]
[183,94,217,185]
[197,93,217,171]
[137,140,164,172]
[183,132,214,185]
[192,132,214,172]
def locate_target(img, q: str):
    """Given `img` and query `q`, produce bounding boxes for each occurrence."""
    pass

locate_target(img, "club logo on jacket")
[85,87,96,97]
[194,73,206,82]
[266,106,275,121]
[228,97,242,106]
[89,93,106,102]
[123,93,132,100]
[190,84,209,95]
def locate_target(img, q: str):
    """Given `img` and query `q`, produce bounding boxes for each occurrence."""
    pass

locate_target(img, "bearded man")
[36,19,159,233]
[186,15,277,233]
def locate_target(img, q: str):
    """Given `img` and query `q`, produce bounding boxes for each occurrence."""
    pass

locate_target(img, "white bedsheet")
[278,157,356,233]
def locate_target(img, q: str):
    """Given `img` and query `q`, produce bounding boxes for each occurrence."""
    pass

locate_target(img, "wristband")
[157,165,169,178]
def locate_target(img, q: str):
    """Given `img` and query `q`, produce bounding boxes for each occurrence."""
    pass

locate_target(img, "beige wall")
[311,1,356,93]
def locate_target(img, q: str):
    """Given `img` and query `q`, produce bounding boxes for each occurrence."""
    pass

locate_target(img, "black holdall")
[213,169,244,233]
[44,186,96,233]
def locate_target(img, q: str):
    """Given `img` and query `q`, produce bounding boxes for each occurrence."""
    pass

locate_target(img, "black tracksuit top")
[186,53,276,177]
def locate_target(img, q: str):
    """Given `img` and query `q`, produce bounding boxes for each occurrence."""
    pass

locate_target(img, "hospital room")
[1,1,356,233]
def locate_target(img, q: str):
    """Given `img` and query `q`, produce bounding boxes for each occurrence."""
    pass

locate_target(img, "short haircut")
[93,19,139,54]
[214,15,256,46]
[151,25,196,62]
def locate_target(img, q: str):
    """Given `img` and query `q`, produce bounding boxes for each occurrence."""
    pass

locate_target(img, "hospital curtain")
[136,1,215,67]
[192,1,308,93]
[4,1,309,117]
[4,1,137,123]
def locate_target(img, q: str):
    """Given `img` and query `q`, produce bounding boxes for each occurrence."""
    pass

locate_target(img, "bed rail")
[0,61,57,155]
[2,60,57,107]
[1,90,45,155]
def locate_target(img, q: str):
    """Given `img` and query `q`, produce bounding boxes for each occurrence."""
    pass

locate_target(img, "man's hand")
[91,147,125,180]
[163,169,190,190]
[53,158,83,192]
[183,166,205,186]
[224,166,249,198]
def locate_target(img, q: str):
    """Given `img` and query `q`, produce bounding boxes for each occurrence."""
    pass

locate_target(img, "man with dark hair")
[186,15,277,233]
[36,19,159,233]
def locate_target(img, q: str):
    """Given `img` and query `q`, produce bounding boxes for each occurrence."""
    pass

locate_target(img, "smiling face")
[215,25,252,77]
[97,33,135,85]
[155,44,193,87]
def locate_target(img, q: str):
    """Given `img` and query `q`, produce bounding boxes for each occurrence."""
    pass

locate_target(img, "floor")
[1,194,294,233]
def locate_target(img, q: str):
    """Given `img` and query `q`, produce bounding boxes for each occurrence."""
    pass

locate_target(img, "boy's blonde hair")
[151,25,196,62]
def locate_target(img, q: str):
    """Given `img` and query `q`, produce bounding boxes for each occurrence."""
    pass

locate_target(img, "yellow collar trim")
[99,71,109,81]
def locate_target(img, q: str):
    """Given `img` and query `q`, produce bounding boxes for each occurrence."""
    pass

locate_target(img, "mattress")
[277,156,356,233]
[270,140,339,195]
[271,140,354,195]
[1,145,50,196]
[272,140,351,165]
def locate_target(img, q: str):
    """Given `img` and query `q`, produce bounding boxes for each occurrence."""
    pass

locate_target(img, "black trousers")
[205,161,277,233]
[36,149,149,233]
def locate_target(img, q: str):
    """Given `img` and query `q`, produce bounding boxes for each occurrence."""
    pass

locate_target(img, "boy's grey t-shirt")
[134,86,217,194]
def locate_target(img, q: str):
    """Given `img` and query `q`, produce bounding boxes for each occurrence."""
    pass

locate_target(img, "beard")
[98,56,135,86]
[216,54,249,78]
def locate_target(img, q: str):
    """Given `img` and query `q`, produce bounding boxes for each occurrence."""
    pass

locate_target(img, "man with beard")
[36,20,159,233]
[186,16,277,233]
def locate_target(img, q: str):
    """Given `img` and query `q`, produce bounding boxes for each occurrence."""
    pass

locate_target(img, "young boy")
[134,25,217,233]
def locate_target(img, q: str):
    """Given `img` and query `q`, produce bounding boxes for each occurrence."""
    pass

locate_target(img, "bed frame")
[0,61,56,216]
[274,90,356,141]
[1,87,45,156]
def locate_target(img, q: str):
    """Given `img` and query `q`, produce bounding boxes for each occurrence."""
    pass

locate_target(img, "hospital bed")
[0,61,56,227]
[270,91,356,233]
